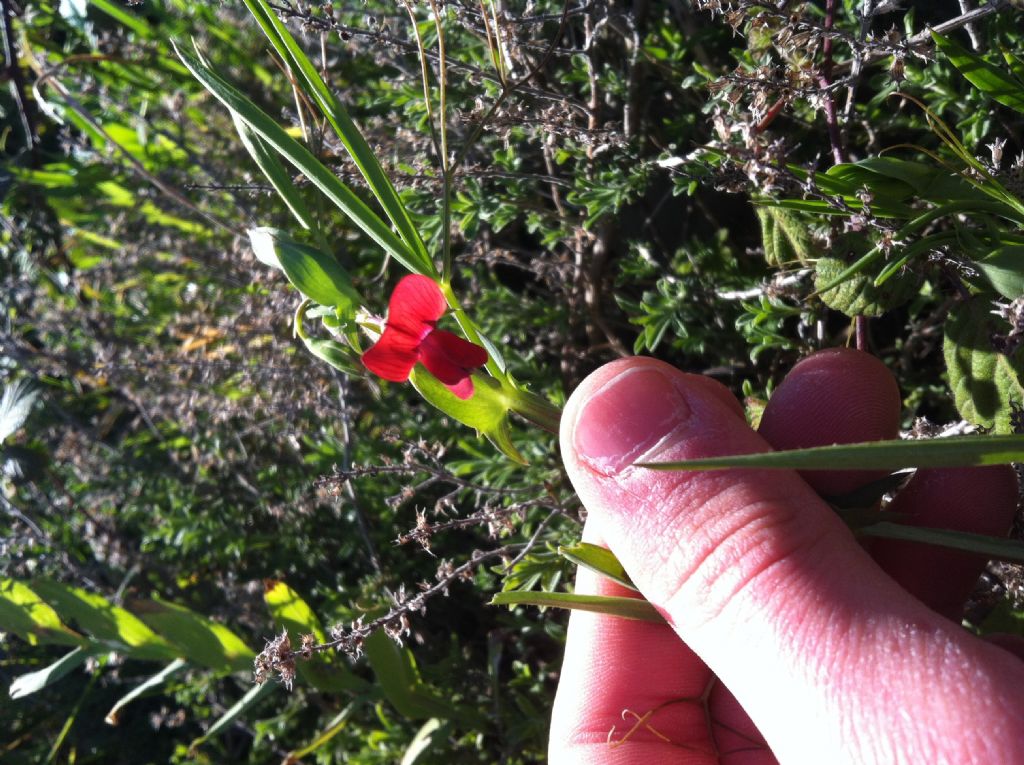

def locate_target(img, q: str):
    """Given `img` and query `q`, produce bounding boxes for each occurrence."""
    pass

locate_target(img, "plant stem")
[819,0,846,166]
[508,389,562,434]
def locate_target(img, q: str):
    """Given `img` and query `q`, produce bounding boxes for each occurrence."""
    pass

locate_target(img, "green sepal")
[249,228,362,310]
[303,337,363,376]
[409,369,526,464]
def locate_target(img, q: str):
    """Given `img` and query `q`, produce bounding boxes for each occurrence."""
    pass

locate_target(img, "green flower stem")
[506,388,562,435]
[439,281,505,381]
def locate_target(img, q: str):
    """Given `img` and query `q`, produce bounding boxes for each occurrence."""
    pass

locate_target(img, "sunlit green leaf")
[558,543,637,591]
[934,31,1024,115]
[263,580,367,693]
[30,580,179,661]
[233,115,317,232]
[0,579,85,647]
[129,598,254,672]
[174,42,425,274]
[240,0,431,271]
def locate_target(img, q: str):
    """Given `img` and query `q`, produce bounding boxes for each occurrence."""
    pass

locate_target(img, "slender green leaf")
[858,522,1024,562]
[934,32,1024,115]
[105,658,188,725]
[0,578,84,647]
[9,647,92,700]
[639,434,1024,471]
[263,580,367,693]
[264,580,327,642]
[87,0,153,38]
[129,599,254,672]
[490,591,664,623]
[189,680,278,753]
[30,580,179,662]
[173,42,425,274]
[364,630,471,722]
[401,719,444,765]
[283,703,358,762]
[558,543,637,591]
[233,114,317,232]
[240,0,433,273]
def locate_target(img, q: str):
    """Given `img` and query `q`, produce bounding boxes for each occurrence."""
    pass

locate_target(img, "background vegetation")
[2,0,1023,762]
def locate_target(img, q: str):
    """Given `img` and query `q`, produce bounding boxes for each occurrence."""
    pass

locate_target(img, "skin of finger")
[550,514,722,765]
[756,347,901,496]
[753,348,1020,619]
[562,357,1024,764]
[551,490,774,763]
[871,466,1020,620]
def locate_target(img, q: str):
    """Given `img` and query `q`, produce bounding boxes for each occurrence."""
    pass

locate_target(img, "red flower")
[362,274,488,399]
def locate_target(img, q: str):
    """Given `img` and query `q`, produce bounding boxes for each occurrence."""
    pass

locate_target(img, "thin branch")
[1,0,35,148]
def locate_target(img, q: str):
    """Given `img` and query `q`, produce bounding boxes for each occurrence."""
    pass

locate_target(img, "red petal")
[386,274,448,336]
[362,327,420,382]
[419,329,488,384]
[445,376,475,400]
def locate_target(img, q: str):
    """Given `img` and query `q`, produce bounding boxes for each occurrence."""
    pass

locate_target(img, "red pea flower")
[362,274,488,400]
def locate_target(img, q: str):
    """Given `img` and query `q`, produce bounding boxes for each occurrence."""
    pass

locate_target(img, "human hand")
[550,350,1024,764]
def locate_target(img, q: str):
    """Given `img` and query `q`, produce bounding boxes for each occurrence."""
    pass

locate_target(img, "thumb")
[561,357,1024,763]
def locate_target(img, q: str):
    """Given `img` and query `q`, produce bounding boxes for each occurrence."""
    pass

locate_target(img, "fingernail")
[573,366,691,475]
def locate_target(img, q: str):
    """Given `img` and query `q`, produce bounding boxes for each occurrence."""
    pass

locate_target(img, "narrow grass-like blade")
[858,522,1024,563]
[558,543,638,591]
[639,434,1024,471]
[189,680,277,754]
[232,112,316,232]
[491,591,664,623]
[934,32,1024,115]
[9,647,92,700]
[174,42,423,273]
[241,0,433,274]
[105,658,188,725]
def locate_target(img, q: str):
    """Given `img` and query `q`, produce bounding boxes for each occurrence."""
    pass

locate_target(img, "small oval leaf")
[976,246,1024,300]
